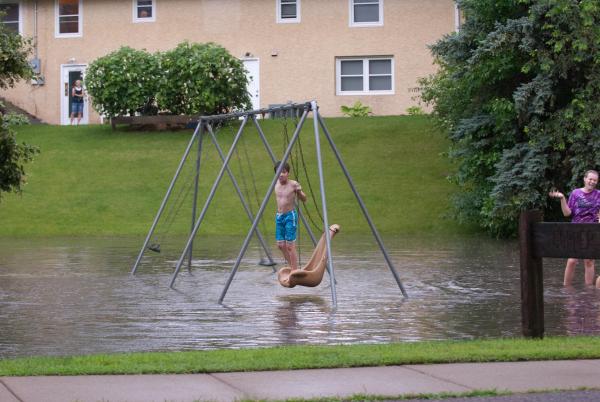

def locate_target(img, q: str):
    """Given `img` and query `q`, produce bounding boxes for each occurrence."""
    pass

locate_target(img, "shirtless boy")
[274,161,307,271]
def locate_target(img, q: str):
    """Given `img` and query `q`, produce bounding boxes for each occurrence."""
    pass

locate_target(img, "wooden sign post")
[519,210,600,338]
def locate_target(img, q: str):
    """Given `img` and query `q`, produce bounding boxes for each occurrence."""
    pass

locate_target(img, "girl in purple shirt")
[549,169,600,287]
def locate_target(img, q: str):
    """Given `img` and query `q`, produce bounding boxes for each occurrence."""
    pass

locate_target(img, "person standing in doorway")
[274,161,307,271]
[70,79,84,125]
[549,169,600,286]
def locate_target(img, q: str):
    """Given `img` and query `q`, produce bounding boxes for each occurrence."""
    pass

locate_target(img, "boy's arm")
[296,182,307,202]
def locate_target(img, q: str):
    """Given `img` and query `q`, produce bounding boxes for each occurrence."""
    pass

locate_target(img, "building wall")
[2,0,455,124]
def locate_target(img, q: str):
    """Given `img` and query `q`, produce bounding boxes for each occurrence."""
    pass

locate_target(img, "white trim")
[133,0,155,23]
[242,57,260,111]
[276,0,300,24]
[0,1,22,34]
[60,64,89,125]
[55,0,82,38]
[336,57,394,96]
[454,2,461,32]
[349,0,383,27]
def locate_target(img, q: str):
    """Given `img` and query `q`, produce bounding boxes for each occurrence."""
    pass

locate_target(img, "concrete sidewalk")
[1,359,600,402]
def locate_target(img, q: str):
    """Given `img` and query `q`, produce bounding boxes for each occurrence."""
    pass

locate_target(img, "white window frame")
[349,0,383,27]
[0,1,22,34]
[336,57,394,96]
[55,0,82,38]
[276,0,300,23]
[133,0,155,23]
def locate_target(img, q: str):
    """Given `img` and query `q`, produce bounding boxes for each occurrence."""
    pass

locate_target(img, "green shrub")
[0,18,37,201]
[157,42,251,115]
[406,106,426,116]
[85,46,160,118]
[340,101,372,117]
[0,104,38,200]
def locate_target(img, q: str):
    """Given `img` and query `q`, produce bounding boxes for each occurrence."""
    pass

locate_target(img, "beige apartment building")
[0,0,458,124]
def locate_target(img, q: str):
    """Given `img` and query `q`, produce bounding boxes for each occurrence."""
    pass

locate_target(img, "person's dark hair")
[274,161,290,173]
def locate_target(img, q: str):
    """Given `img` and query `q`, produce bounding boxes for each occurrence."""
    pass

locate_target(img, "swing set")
[130,101,407,306]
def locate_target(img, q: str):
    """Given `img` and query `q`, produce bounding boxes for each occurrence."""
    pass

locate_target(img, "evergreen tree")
[421,0,600,236]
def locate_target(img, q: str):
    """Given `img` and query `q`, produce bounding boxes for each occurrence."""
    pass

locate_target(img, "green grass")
[278,389,510,402]
[1,336,599,376]
[0,116,476,237]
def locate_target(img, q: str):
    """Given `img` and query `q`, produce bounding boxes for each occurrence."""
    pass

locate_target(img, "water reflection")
[0,235,598,358]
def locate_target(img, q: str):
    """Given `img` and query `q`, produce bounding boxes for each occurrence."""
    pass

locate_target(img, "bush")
[406,106,426,116]
[340,101,372,117]
[0,19,37,201]
[0,104,38,200]
[85,47,160,118]
[0,27,32,89]
[157,42,251,115]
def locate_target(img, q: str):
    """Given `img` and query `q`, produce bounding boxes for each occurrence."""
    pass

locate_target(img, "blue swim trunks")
[275,209,297,242]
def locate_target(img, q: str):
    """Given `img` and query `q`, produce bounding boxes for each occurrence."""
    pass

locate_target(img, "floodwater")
[1,234,599,359]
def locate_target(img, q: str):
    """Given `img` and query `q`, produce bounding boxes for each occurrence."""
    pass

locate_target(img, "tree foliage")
[0,24,32,89]
[0,109,38,200]
[0,19,37,201]
[420,0,600,236]
[157,42,251,115]
[85,46,160,118]
[85,42,251,118]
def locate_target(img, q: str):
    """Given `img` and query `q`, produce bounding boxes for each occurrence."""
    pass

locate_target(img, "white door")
[61,64,89,125]
[243,58,260,111]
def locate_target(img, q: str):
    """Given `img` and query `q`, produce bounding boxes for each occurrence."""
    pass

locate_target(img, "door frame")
[60,64,89,125]
[242,58,260,111]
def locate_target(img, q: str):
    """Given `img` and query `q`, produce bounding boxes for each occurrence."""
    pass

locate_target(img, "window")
[55,0,82,37]
[134,0,155,23]
[0,2,21,34]
[350,0,382,27]
[277,0,300,23]
[336,57,394,95]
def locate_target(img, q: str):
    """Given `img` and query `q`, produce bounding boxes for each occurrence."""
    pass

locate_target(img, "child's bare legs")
[563,258,578,286]
[584,259,595,285]
[564,258,596,285]
[70,113,75,125]
[277,241,291,267]
[76,112,82,125]
[277,241,298,270]
[286,241,299,271]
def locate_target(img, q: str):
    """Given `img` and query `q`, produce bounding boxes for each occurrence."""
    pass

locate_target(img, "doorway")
[242,58,260,111]
[60,64,89,125]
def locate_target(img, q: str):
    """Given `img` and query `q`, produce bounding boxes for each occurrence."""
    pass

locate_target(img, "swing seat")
[277,224,340,288]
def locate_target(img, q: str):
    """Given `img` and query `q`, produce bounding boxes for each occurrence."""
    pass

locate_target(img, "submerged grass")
[0,116,477,237]
[1,336,599,376]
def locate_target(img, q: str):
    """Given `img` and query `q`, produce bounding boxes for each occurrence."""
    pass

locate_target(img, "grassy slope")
[0,116,474,237]
[0,336,599,376]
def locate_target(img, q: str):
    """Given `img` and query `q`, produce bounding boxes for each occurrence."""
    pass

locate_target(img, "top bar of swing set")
[198,102,313,121]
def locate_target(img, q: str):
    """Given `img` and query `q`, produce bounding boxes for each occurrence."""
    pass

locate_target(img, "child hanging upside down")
[274,161,307,271]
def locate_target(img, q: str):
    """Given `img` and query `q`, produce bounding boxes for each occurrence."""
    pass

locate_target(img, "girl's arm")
[549,190,571,217]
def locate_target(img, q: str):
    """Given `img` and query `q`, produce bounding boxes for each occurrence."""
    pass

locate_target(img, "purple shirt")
[567,188,600,223]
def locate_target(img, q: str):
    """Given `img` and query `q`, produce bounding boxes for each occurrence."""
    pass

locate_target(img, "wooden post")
[519,210,544,338]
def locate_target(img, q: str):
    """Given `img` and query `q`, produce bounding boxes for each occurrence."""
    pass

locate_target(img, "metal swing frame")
[131,100,408,306]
